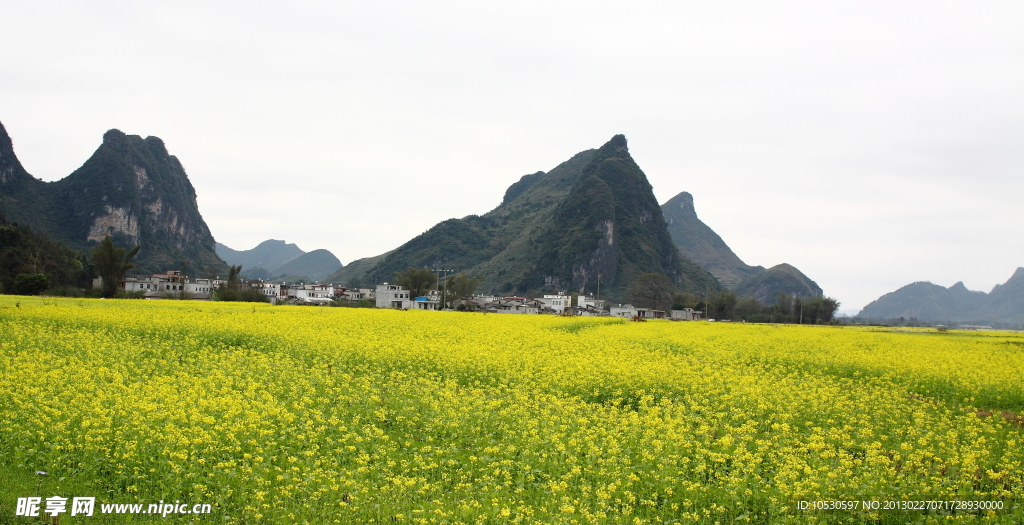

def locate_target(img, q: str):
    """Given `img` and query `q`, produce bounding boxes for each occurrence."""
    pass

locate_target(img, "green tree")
[774,292,794,316]
[13,273,48,295]
[802,296,840,324]
[238,287,270,303]
[394,267,437,298]
[725,293,839,324]
[734,296,762,320]
[709,291,738,320]
[0,220,92,293]
[226,265,242,289]
[213,265,268,302]
[670,292,699,310]
[448,272,482,300]
[629,273,674,310]
[91,235,141,298]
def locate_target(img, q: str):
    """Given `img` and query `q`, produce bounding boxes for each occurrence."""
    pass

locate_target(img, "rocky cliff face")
[0,121,226,276]
[528,135,712,296]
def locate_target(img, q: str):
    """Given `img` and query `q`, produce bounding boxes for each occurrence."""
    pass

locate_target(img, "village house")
[611,304,690,320]
[250,282,283,303]
[376,283,414,309]
[536,294,570,313]
[412,293,441,310]
[102,270,222,300]
[610,304,638,318]
[285,283,333,304]
[522,299,545,314]
[577,304,608,316]
[186,278,222,299]
[670,308,702,321]
[484,297,529,313]
[577,294,607,310]
[470,294,501,306]
[117,275,160,293]
[336,287,374,302]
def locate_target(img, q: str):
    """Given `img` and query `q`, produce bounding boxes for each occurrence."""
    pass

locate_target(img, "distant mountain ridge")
[216,240,342,282]
[734,263,822,304]
[858,269,1024,325]
[320,251,391,286]
[0,120,225,276]
[347,135,720,299]
[274,249,342,281]
[660,190,821,304]
[661,192,761,288]
[215,240,304,273]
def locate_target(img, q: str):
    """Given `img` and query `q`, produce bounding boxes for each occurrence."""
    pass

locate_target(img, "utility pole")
[436,265,442,298]
[431,258,450,310]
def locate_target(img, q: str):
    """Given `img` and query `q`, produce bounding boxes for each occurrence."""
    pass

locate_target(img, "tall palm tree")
[92,235,141,298]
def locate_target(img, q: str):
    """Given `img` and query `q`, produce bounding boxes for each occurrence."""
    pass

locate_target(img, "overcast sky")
[2,1,1022,312]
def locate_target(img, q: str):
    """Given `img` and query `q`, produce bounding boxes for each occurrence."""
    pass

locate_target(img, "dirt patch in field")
[974,409,1024,427]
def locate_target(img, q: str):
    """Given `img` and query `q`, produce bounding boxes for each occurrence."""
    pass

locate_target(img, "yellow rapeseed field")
[1,296,1022,523]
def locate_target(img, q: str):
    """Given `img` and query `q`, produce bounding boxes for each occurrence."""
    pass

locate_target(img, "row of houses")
[101,271,222,299]
[103,271,369,303]
[378,282,703,319]
[105,272,701,319]
[376,282,602,314]
[610,304,702,320]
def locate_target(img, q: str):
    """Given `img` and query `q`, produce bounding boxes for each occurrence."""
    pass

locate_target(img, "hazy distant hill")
[0,120,226,276]
[859,268,1024,325]
[273,249,341,281]
[984,268,1024,323]
[359,135,720,299]
[660,191,822,303]
[216,240,304,273]
[320,251,392,286]
[216,240,341,282]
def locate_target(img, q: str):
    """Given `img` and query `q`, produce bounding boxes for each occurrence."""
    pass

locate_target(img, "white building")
[522,299,544,314]
[119,275,161,293]
[110,270,221,299]
[578,305,608,317]
[338,288,374,301]
[250,282,283,303]
[577,294,606,310]
[186,278,222,299]
[537,294,570,313]
[288,283,334,304]
[485,298,527,313]
[610,304,638,318]
[470,294,501,306]
[376,283,414,309]
[670,308,702,321]
[412,295,441,310]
